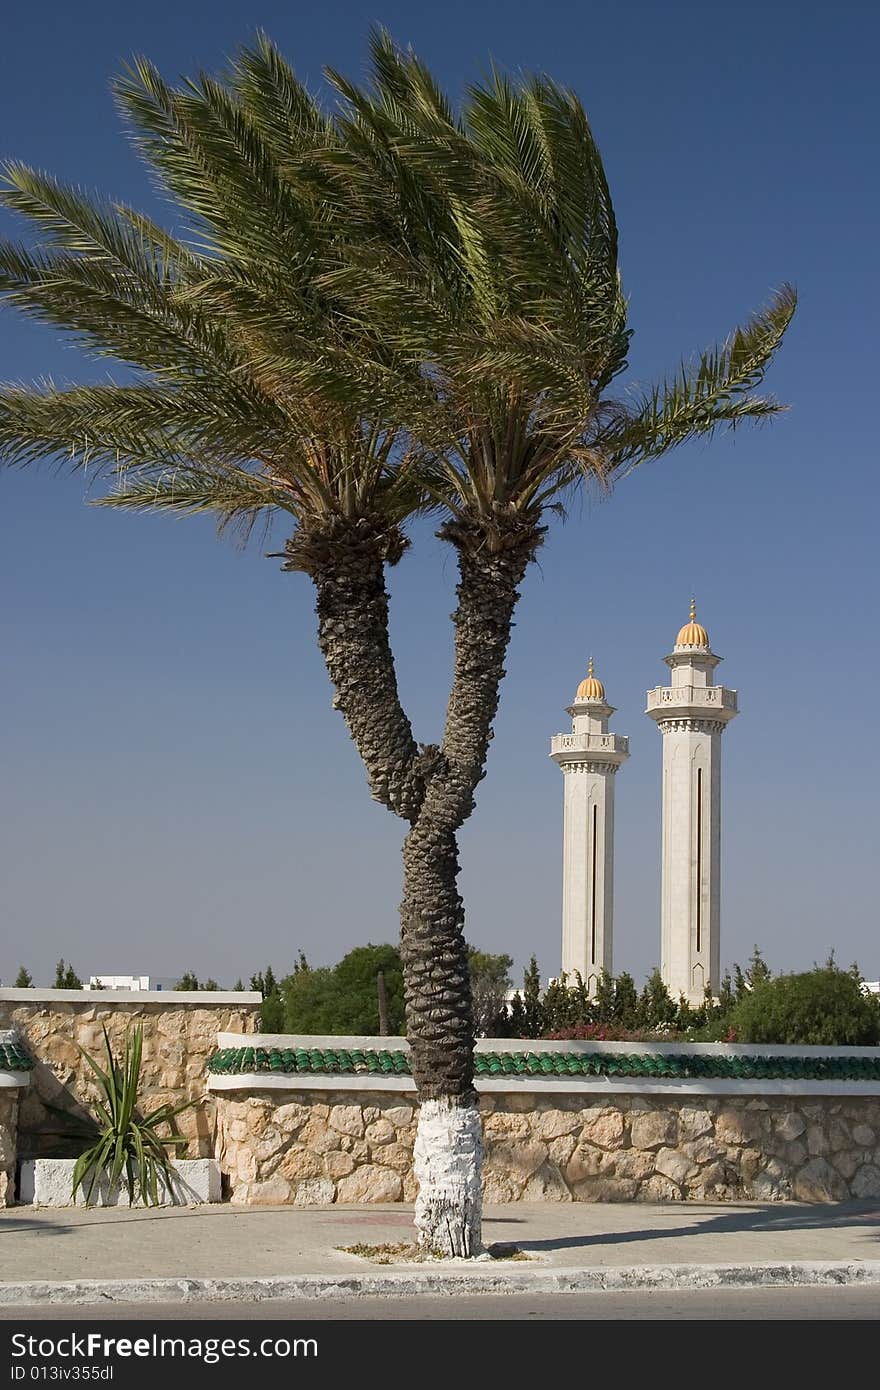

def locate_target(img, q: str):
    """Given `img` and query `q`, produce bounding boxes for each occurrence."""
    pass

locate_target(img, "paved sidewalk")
[0,1201,878,1304]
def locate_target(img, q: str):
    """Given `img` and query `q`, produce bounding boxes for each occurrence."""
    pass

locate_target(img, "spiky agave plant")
[72,1025,193,1206]
[0,33,795,1255]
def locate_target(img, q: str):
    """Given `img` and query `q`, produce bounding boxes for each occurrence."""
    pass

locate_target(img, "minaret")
[646,602,738,1004]
[550,659,629,993]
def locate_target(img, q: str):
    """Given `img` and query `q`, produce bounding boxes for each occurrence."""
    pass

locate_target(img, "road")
[1,1287,878,1319]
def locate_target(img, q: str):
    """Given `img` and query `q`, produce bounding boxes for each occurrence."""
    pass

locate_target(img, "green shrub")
[729,963,880,1046]
[282,944,405,1034]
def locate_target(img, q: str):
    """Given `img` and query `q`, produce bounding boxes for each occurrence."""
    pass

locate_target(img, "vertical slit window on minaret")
[591,804,598,964]
[696,766,703,953]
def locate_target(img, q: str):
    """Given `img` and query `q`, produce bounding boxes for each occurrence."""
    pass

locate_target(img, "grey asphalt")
[2,1287,879,1319]
[1,1201,879,1305]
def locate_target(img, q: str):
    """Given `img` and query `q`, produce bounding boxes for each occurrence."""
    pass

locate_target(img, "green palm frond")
[599,284,797,472]
[0,33,794,543]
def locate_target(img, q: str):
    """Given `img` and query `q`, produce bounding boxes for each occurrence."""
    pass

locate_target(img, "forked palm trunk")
[401,514,543,1256]
[295,509,542,1257]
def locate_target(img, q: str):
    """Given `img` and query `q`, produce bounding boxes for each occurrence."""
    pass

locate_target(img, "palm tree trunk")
[403,512,543,1256]
[285,513,423,821]
[400,822,482,1256]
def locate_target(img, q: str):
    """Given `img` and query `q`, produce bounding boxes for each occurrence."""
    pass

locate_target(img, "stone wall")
[0,992,260,1160]
[0,1091,19,1208]
[215,1089,880,1204]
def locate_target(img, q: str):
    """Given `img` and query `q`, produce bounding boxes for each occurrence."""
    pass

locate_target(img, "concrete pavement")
[0,1201,878,1305]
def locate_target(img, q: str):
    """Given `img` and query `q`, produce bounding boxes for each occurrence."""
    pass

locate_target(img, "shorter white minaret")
[550,660,629,994]
[646,602,738,1004]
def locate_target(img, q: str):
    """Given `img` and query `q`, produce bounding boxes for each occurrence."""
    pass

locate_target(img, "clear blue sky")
[1,1,878,989]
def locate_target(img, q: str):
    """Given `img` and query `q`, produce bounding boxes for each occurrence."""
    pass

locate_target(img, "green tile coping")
[0,1041,34,1072]
[206,1046,880,1083]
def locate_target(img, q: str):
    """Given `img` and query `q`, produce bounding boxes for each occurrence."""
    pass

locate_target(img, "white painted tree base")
[18,1158,220,1207]
[412,1097,483,1258]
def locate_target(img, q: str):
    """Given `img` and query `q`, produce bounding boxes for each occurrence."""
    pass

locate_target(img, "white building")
[550,659,629,993]
[646,602,738,1004]
[87,975,177,991]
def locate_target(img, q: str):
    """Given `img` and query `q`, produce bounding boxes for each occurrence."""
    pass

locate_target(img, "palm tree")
[0,34,795,1255]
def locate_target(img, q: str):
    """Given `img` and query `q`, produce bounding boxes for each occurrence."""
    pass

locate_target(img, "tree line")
[503,948,880,1046]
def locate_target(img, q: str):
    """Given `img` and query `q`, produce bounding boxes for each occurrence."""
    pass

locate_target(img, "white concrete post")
[550,660,629,994]
[646,603,738,1005]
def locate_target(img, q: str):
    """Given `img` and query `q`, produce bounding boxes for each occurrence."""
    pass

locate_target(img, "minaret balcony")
[645,684,738,723]
[550,732,630,768]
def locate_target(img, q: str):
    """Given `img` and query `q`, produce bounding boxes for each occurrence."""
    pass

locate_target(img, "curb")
[2,1262,880,1305]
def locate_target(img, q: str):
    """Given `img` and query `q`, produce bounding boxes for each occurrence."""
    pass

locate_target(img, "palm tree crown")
[0,32,794,554]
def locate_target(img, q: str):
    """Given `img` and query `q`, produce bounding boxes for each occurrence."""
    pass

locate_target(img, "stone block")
[365,1119,395,1146]
[613,1149,655,1182]
[683,1135,721,1167]
[750,1158,791,1201]
[793,1158,848,1202]
[482,1171,522,1203]
[385,1106,414,1128]
[630,1110,676,1151]
[328,1105,364,1138]
[655,1147,697,1187]
[336,1164,403,1204]
[536,1109,581,1141]
[572,1176,638,1203]
[715,1109,764,1146]
[298,1118,341,1154]
[253,1130,287,1164]
[851,1124,876,1148]
[324,1151,355,1181]
[245,1175,293,1204]
[293,1178,335,1206]
[851,1164,880,1199]
[378,1143,412,1174]
[834,1150,861,1181]
[578,1109,625,1150]
[565,1145,614,1185]
[773,1111,806,1143]
[521,1163,572,1202]
[638,1175,682,1201]
[276,1147,324,1183]
[688,1162,736,1199]
[678,1107,713,1142]
[805,1125,829,1157]
[272,1103,310,1133]
[547,1134,577,1169]
[483,1111,531,1139]
[486,1139,548,1179]
[23,1157,221,1206]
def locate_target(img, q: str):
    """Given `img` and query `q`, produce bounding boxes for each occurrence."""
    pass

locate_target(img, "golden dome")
[675,598,710,649]
[576,656,606,701]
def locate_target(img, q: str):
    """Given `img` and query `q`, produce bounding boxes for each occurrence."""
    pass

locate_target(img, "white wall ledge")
[0,989,261,1005]
[207,1072,880,1098]
[0,1072,31,1089]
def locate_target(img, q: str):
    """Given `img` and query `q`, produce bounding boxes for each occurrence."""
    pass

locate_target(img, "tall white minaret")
[646,602,738,1005]
[550,660,629,993]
